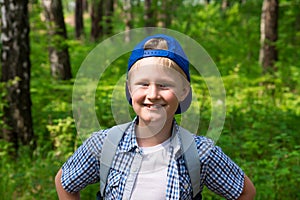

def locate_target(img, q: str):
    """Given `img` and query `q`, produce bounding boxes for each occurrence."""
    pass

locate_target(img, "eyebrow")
[131,77,177,83]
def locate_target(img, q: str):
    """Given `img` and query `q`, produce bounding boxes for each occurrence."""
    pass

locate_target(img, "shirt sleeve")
[204,145,244,199]
[61,130,107,193]
[195,136,244,200]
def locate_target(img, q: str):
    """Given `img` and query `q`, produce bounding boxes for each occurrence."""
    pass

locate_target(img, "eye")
[142,83,149,86]
[158,81,174,89]
[159,84,173,90]
[136,82,149,87]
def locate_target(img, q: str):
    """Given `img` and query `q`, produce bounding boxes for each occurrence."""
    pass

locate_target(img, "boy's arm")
[237,175,256,200]
[55,168,80,200]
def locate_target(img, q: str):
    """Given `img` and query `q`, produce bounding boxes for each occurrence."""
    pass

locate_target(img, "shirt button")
[184,184,189,189]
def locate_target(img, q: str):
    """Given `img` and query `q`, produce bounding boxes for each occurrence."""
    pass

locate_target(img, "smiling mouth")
[143,104,165,109]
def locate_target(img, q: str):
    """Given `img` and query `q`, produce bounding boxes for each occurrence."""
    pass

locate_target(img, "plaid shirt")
[61,119,244,200]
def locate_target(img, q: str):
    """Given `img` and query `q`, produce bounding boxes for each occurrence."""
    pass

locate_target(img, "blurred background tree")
[0,0,34,154]
[41,0,72,80]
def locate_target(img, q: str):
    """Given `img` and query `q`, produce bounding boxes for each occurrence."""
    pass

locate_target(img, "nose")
[147,84,160,99]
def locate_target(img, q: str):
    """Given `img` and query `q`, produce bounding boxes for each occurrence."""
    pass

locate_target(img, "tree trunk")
[205,0,211,5]
[222,0,229,11]
[42,0,72,80]
[0,0,34,152]
[90,0,104,41]
[144,0,156,27]
[158,0,171,28]
[75,0,84,39]
[123,0,133,42]
[83,0,88,11]
[259,0,279,73]
[103,0,114,36]
[294,6,300,44]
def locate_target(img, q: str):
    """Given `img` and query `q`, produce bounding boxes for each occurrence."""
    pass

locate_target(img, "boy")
[55,34,256,199]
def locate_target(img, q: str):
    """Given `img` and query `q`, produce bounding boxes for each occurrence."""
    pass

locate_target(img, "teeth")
[145,104,162,108]
[152,105,161,108]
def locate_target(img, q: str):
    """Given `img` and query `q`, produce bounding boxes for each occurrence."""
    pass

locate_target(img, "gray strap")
[99,123,201,198]
[100,122,131,197]
[178,127,201,198]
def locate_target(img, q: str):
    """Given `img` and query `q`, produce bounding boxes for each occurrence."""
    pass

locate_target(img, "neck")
[135,119,173,147]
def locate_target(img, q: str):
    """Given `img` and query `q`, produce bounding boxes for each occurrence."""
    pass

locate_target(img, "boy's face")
[127,57,190,128]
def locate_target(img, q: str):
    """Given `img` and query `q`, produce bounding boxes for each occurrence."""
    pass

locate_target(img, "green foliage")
[0,141,58,199]
[46,117,77,159]
[219,73,300,199]
[1,1,299,199]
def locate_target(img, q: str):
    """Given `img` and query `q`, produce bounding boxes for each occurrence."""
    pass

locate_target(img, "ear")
[126,80,132,96]
[179,85,190,102]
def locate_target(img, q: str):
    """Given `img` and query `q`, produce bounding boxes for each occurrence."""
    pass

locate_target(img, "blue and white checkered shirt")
[61,119,244,200]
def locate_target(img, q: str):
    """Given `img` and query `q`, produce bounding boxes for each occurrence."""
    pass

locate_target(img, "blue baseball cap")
[126,34,192,114]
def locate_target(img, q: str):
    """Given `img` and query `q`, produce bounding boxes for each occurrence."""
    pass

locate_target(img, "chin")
[139,113,174,127]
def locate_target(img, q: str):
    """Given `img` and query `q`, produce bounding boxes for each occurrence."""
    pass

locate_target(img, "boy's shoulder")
[177,125,215,149]
[89,122,132,140]
[87,128,109,142]
[193,134,215,148]
[186,132,216,161]
[87,122,134,149]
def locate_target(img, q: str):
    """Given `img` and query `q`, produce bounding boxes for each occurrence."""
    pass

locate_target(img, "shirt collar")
[117,117,139,153]
[118,117,182,154]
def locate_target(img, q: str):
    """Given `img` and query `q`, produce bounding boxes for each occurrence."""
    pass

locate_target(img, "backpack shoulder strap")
[178,126,201,198]
[99,122,131,197]
[99,123,201,199]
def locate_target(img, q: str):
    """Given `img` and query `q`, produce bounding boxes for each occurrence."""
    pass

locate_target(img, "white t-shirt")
[130,139,171,199]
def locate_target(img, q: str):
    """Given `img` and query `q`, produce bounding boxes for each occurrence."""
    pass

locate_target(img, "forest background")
[0,0,300,199]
